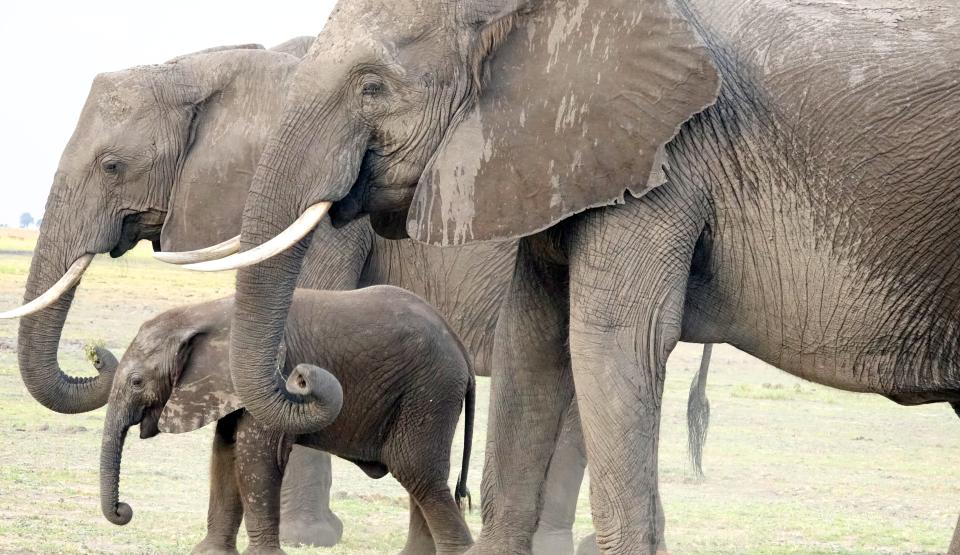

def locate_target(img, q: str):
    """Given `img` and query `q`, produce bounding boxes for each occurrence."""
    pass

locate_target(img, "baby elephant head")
[99,298,238,526]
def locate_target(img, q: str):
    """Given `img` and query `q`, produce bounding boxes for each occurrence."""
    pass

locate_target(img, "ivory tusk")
[152,235,241,264]
[180,202,332,272]
[0,254,95,319]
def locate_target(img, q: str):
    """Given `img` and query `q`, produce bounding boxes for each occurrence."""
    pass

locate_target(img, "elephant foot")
[464,535,529,555]
[532,527,575,555]
[241,547,286,555]
[279,510,343,547]
[575,533,669,555]
[191,536,240,555]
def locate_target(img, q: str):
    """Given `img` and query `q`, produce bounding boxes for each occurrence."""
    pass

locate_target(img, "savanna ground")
[0,227,957,554]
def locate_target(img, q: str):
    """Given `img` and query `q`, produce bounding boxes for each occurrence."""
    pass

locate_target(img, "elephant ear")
[408,0,720,245]
[158,315,243,434]
[160,49,298,251]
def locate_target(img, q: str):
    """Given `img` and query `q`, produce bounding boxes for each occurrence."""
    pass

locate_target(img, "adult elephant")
[0,36,631,553]
[169,0,960,553]
[0,37,355,546]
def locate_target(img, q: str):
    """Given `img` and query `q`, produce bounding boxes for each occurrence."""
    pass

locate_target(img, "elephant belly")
[688,209,960,400]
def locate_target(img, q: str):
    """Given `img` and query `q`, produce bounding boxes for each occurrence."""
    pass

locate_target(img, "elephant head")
[0,43,305,413]
[99,298,235,525]
[197,0,720,433]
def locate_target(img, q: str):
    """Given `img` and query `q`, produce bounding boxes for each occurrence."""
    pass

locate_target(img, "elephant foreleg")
[235,412,293,555]
[532,397,587,555]
[469,235,575,555]
[567,184,705,554]
[278,447,343,547]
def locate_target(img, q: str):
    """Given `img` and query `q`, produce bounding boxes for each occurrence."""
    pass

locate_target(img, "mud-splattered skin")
[100,286,475,555]
[230,0,960,552]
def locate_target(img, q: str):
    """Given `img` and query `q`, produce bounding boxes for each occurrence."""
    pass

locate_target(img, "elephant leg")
[193,414,243,555]
[574,496,666,555]
[278,447,343,547]
[566,186,705,554]
[235,412,293,555]
[532,397,587,555]
[471,235,575,554]
[400,495,437,555]
[400,481,473,555]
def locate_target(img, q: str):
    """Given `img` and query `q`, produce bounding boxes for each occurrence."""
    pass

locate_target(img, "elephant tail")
[455,373,475,515]
[687,343,713,479]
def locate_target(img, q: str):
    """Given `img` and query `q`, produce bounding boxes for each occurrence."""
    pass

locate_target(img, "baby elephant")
[97,286,475,555]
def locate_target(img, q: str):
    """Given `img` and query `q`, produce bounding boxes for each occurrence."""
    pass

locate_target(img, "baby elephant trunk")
[100,406,134,525]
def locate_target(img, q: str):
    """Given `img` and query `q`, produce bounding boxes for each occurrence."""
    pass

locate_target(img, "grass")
[0,228,958,553]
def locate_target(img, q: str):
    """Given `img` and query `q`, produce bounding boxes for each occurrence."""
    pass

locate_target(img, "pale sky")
[0,1,337,228]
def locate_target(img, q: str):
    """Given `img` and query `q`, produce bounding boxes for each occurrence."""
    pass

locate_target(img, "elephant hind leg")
[399,480,472,555]
[400,495,437,555]
[193,413,243,555]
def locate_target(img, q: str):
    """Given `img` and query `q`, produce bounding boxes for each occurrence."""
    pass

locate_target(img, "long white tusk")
[180,202,332,272]
[152,235,241,264]
[0,254,95,319]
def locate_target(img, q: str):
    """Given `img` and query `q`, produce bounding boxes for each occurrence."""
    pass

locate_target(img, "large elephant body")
[216,0,960,552]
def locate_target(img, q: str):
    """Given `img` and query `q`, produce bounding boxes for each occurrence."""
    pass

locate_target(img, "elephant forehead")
[323,0,447,45]
[88,71,156,125]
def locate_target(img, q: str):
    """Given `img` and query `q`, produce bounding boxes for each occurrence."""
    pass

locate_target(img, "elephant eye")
[129,373,143,389]
[101,160,122,175]
[360,76,385,97]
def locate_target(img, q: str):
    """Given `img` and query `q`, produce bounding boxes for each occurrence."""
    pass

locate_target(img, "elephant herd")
[3,0,960,553]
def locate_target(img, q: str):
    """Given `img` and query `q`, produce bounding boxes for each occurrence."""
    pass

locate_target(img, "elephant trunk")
[232,238,345,433]
[17,212,112,413]
[100,402,134,526]
[231,102,362,434]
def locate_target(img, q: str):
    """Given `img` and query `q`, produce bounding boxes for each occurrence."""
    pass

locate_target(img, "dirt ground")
[0,228,957,554]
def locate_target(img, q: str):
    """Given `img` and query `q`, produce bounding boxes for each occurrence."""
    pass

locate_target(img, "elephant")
[0,34,662,553]
[98,286,475,555]
[167,0,960,552]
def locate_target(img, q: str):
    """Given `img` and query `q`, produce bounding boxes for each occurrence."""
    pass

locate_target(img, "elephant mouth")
[138,407,161,439]
[329,178,416,229]
[109,210,166,258]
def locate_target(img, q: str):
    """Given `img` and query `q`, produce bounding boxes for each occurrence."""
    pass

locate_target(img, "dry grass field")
[0,227,957,554]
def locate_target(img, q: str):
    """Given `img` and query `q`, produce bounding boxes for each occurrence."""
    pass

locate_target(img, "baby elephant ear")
[409,0,720,245]
[159,333,242,434]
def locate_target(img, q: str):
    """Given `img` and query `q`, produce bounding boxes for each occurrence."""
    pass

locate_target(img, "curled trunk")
[18,226,113,412]
[232,237,345,434]
[231,105,363,434]
[99,410,133,525]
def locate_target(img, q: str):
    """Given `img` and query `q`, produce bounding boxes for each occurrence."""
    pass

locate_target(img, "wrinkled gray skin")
[100,287,474,555]
[228,0,960,552]
[16,36,608,550]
